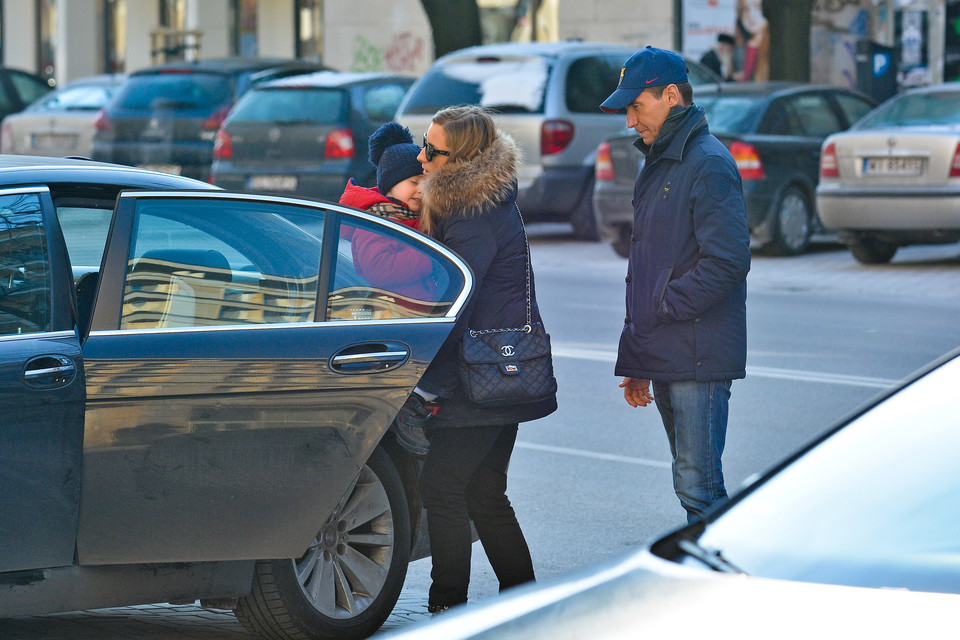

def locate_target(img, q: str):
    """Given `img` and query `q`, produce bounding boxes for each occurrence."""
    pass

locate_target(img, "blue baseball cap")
[600,46,689,113]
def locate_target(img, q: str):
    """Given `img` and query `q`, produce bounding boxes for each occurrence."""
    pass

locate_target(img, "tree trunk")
[420,0,483,59]
[762,0,815,81]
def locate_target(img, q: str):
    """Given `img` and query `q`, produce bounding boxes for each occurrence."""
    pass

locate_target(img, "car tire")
[849,236,898,265]
[611,225,631,258]
[571,176,601,241]
[765,185,812,256]
[234,447,411,640]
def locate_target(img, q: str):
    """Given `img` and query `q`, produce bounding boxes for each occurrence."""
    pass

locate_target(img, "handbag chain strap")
[468,204,533,338]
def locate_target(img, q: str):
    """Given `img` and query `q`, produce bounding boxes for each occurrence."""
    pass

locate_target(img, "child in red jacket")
[339,123,436,300]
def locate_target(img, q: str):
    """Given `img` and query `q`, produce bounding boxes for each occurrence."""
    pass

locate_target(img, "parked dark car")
[384,347,960,639]
[90,58,330,181]
[0,155,473,640]
[211,71,414,201]
[0,66,53,122]
[395,42,721,240]
[594,83,876,257]
[1,73,126,158]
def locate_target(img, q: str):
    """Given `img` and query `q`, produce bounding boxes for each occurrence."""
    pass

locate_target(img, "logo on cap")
[618,67,625,86]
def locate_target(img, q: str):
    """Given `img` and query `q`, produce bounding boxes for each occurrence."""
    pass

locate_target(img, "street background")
[3,229,959,639]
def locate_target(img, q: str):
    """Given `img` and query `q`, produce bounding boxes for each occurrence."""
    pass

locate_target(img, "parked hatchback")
[395,42,720,239]
[0,155,472,640]
[817,83,960,264]
[1,74,126,158]
[594,83,876,257]
[90,58,329,181]
[211,71,414,201]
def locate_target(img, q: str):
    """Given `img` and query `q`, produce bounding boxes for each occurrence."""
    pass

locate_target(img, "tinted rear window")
[115,72,234,110]
[698,95,763,135]
[565,55,625,113]
[227,87,347,124]
[854,91,960,128]
[402,57,550,114]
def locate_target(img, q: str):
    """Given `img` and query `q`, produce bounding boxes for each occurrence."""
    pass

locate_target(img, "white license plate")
[138,164,182,175]
[863,157,922,176]
[31,133,77,151]
[248,175,298,191]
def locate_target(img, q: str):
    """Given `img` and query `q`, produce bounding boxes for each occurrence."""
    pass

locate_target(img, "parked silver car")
[395,42,719,239]
[0,74,125,158]
[817,83,960,264]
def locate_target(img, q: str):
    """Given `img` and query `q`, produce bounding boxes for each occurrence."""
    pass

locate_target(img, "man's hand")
[620,377,653,408]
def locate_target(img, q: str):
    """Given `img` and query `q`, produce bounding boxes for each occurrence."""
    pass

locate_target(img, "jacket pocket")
[653,266,673,321]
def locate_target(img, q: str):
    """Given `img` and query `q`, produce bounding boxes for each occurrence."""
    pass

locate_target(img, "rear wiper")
[677,539,746,574]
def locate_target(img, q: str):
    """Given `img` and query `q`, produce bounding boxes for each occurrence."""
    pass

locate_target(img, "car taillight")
[950,142,960,178]
[93,109,112,133]
[542,120,574,156]
[0,122,13,153]
[595,142,615,181]
[820,141,839,179]
[325,128,355,159]
[729,141,764,180]
[213,129,232,160]
[203,105,232,131]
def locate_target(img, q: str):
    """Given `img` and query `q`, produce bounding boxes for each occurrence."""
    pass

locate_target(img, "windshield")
[697,95,761,135]
[115,72,234,110]
[402,57,549,114]
[227,87,347,124]
[687,355,960,594]
[854,91,960,129]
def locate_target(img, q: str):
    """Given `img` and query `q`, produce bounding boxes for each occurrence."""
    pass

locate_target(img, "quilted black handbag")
[458,206,558,407]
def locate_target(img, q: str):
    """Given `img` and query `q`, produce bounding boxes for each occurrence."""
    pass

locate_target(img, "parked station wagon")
[0,155,472,639]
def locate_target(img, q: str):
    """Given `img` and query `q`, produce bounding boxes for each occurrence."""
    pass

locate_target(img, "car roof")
[0,154,217,189]
[61,73,128,87]
[257,71,413,89]
[131,57,308,76]
[436,41,637,62]
[698,82,837,98]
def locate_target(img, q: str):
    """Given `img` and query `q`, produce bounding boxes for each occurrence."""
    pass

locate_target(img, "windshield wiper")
[677,539,747,574]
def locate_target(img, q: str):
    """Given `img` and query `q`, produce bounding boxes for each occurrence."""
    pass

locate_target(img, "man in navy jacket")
[600,46,751,523]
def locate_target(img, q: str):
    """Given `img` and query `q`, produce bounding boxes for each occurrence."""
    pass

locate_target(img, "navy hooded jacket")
[615,105,750,382]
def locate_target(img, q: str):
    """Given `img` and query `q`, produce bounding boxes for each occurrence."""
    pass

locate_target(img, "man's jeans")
[652,380,732,523]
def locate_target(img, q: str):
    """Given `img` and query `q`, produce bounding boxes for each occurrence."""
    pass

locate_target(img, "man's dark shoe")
[392,393,437,456]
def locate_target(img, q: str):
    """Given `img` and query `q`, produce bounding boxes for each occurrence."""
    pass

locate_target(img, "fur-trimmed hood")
[421,133,520,223]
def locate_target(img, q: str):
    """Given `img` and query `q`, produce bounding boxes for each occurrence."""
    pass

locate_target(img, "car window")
[787,94,844,137]
[566,55,624,114]
[854,90,960,128]
[227,87,346,124]
[401,57,549,114]
[9,71,51,105]
[833,92,875,126]
[330,218,464,321]
[699,95,761,134]
[0,192,51,335]
[363,83,409,122]
[58,206,114,273]
[692,356,960,594]
[31,84,115,112]
[756,99,804,135]
[120,198,324,329]
[114,72,234,110]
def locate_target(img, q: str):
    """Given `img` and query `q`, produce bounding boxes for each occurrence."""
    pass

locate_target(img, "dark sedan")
[384,347,960,639]
[594,83,876,257]
[90,58,330,181]
[211,71,414,201]
[0,155,472,640]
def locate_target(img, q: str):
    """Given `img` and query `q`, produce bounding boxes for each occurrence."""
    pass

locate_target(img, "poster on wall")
[682,0,769,82]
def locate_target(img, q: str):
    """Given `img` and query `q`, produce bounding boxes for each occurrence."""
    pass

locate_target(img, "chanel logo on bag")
[500,345,516,357]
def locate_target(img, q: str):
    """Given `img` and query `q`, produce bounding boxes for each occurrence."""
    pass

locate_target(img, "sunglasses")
[423,133,451,162]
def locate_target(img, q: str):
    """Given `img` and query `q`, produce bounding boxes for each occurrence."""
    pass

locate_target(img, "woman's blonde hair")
[420,105,498,236]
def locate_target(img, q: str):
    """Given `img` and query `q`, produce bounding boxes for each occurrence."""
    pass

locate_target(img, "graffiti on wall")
[810,0,872,89]
[352,33,426,74]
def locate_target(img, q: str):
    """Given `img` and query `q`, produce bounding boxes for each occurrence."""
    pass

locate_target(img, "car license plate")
[248,175,298,191]
[863,157,922,176]
[138,164,182,175]
[31,133,78,151]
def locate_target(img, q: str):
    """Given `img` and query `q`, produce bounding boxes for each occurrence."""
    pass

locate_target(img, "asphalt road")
[5,230,960,640]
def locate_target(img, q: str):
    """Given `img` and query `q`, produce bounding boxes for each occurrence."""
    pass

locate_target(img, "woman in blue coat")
[411,105,557,613]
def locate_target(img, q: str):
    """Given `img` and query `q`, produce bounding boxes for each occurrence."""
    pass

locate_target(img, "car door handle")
[330,342,410,374]
[24,355,78,389]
